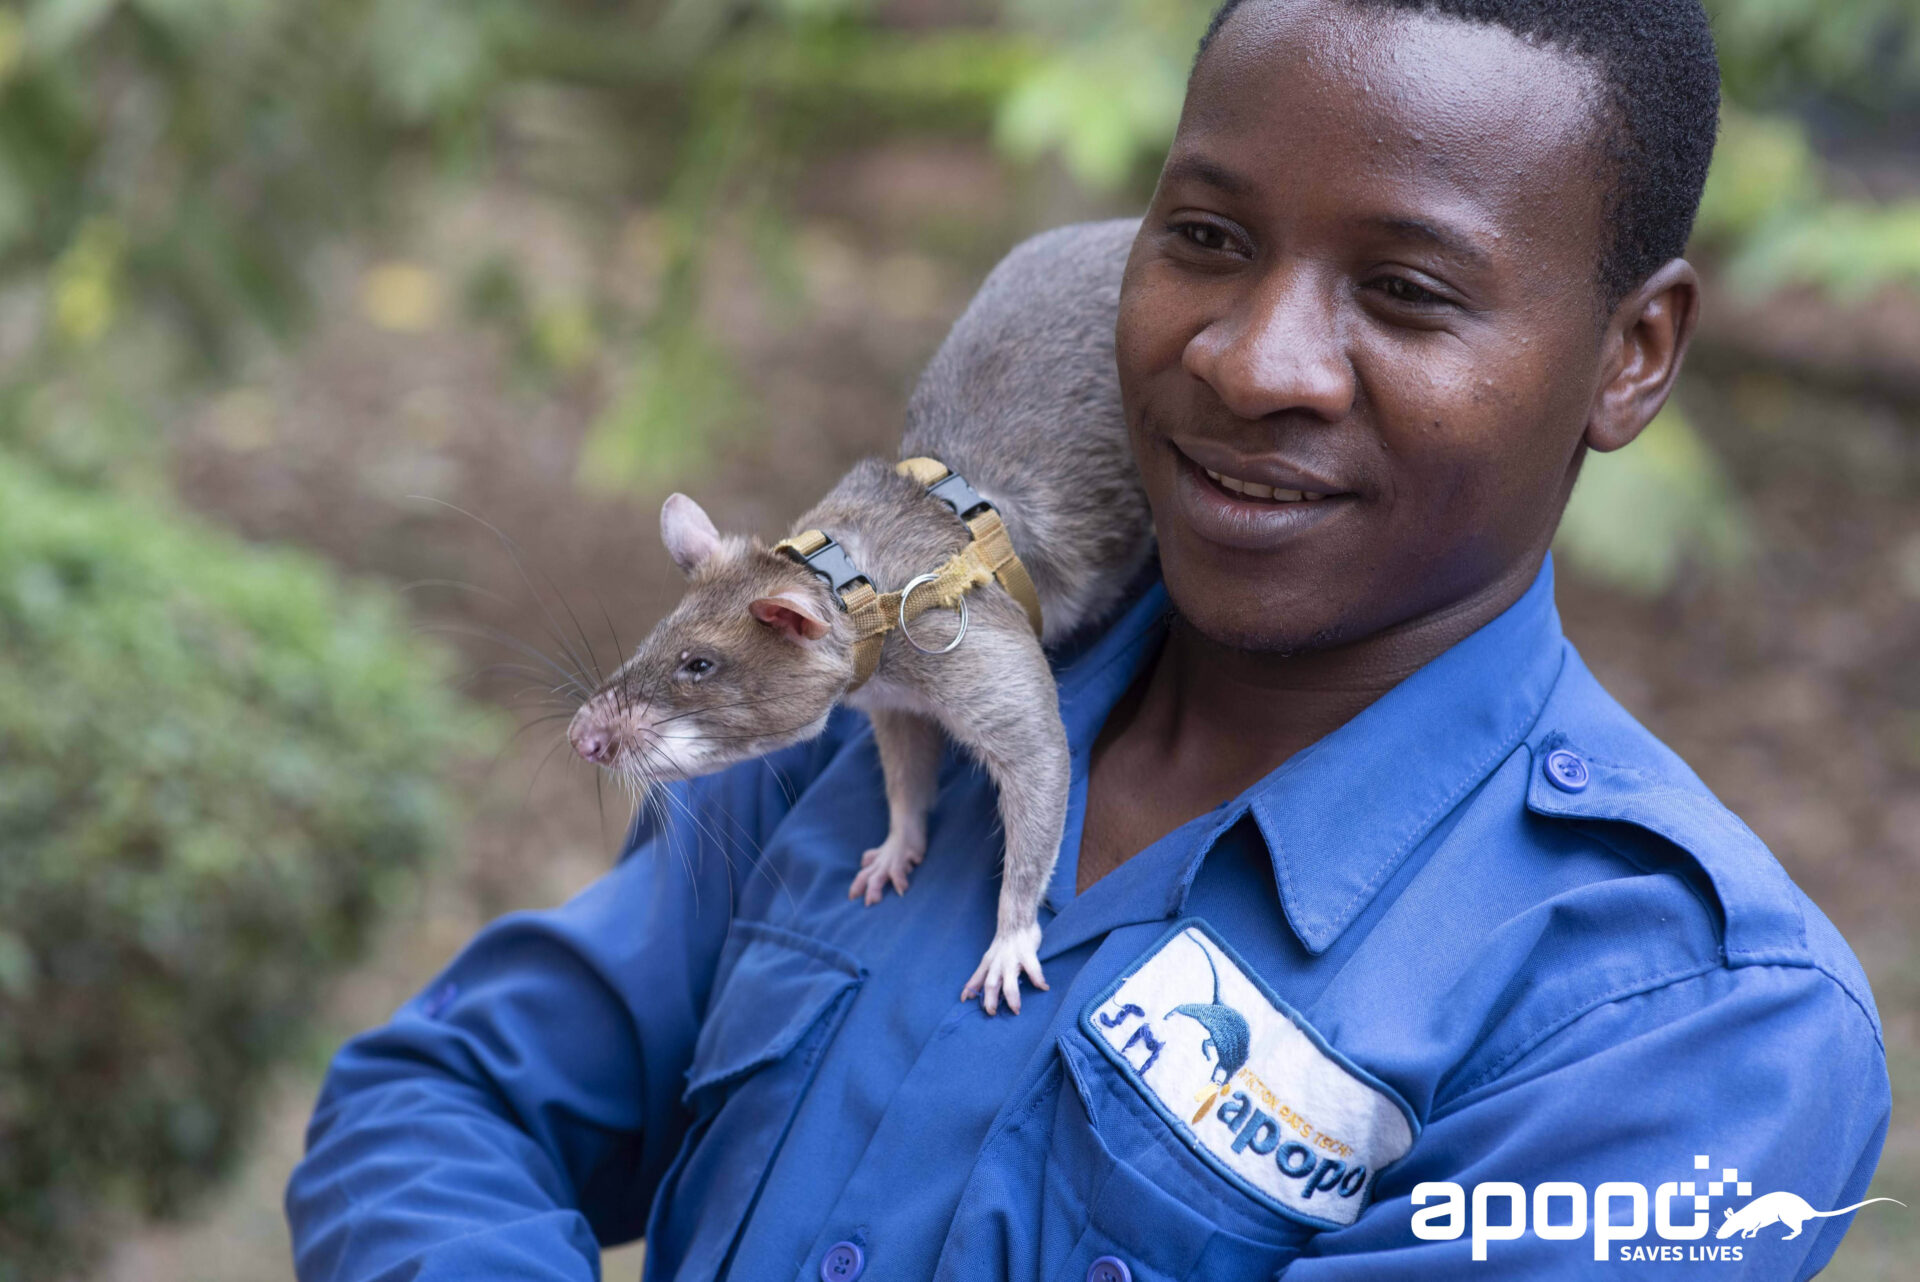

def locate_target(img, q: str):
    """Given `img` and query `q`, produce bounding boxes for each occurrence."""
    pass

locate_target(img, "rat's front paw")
[960,924,1047,1015]
[848,833,925,906]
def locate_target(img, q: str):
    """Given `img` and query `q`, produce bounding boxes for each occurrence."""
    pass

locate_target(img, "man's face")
[1118,0,1615,652]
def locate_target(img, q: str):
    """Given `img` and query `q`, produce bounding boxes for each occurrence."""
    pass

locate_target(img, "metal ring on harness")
[897,573,968,655]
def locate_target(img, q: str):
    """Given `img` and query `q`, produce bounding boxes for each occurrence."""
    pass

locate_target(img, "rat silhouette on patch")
[1168,933,1252,1124]
[1715,1190,1904,1241]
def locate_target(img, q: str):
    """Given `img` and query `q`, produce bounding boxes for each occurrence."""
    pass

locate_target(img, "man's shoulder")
[1515,641,1881,1043]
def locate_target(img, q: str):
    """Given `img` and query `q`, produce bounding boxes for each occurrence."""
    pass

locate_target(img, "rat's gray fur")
[899,219,1152,642]
[570,218,1151,1014]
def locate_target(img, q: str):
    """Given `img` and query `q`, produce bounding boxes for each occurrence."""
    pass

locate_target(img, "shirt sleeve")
[285,728,843,1282]
[1278,961,1892,1281]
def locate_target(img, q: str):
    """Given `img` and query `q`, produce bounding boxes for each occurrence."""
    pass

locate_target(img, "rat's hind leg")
[850,707,945,906]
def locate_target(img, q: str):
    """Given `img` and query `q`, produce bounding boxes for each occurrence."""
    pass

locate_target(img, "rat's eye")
[677,655,716,681]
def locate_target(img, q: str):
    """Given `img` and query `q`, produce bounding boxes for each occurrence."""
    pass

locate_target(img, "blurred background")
[0,0,1914,1278]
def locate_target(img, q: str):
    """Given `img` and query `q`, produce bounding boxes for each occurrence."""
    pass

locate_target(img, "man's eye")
[1175,222,1233,252]
[679,656,715,679]
[1373,275,1446,306]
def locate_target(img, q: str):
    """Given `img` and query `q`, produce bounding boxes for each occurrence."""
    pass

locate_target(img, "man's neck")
[1077,551,1548,892]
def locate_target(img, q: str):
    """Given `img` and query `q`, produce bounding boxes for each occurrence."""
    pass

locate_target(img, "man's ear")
[750,590,833,644]
[661,493,722,574]
[1586,259,1701,453]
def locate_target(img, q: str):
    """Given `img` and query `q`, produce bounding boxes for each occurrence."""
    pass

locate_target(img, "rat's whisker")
[398,578,522,610]
[551,579,606,690]
[465,661,578,688]
[641,749,789,914]
[664,717,832,745]
[502,687,590,712]
[631,751,701,909]
[509,713,577,747]
[649,695,791,726]
[472,669,594,712]
[591,586,627,672]
[523,733,575,810]
[407,495,606,693]
[418,622,594,699]
[760,756,800,810]
[618,737,795,914]
[594,767,612,854]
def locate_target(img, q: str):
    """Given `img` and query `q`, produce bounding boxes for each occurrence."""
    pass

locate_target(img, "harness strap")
[773,457,1044,692]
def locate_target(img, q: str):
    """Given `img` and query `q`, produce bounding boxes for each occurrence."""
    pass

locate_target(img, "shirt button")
[821,1241,865,1282]
[1088,1256,1132,1282]
[1545,747,1590,793]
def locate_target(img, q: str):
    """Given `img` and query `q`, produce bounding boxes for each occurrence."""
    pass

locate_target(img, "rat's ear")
[661,493,722,574]
[750,590,833,644]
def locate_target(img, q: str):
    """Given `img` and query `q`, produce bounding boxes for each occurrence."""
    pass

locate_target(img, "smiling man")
[289,2,1891,1279]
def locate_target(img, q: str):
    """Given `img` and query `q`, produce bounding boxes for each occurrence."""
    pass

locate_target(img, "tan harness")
[773,457,1043,691]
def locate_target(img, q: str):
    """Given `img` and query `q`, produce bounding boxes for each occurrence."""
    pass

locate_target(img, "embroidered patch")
[1081,919,1417,1229]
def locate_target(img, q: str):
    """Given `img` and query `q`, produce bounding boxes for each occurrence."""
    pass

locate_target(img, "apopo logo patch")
[1082,921,1417,1228]
[1411,1155,1904,1262]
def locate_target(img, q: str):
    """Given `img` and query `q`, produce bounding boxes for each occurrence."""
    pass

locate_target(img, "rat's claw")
[849,836,924,906]
[965,924,1046,1016]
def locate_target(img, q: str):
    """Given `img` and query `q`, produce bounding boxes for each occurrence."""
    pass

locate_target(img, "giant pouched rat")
[567,218,1153,1013]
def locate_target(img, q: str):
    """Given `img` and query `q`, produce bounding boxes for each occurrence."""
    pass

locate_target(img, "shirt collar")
[1044,555,1567,957]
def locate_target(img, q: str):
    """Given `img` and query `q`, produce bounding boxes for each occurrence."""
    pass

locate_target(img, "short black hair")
[1195,0,1720,312]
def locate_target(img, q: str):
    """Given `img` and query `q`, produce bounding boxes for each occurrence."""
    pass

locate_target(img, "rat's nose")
[568,712,616,764]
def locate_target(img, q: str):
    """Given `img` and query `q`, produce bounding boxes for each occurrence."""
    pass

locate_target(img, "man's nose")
[1181,265,1354,422]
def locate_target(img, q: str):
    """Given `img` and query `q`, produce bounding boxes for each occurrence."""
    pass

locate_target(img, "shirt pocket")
[1041,1036,1313,1282]
[937,1036,1312,1282]
[645,920,865,1282]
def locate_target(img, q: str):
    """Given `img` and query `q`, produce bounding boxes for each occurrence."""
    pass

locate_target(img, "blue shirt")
[288,557,1891,1280]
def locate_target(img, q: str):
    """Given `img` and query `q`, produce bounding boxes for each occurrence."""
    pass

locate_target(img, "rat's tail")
[1812,1198,1906,1219]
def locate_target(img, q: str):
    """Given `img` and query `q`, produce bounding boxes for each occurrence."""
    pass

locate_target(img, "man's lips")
[1166,443,1355,551]
[1171,439,1352,500]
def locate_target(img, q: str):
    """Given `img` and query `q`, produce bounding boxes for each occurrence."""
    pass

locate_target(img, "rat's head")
[1118,0,1717,653]
[566,494,853,788]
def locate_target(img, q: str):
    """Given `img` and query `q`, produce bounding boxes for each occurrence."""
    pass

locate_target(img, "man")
[288,1,1892,1278]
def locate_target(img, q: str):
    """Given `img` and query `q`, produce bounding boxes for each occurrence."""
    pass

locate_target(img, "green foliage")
[0,0,512,384]
[1721,195,1920,300]
[994,0,1200,191]
[8,0,1908,500]
[581,321,741,492]
[1707,0,1920,110]
[1697,107,1920,299]
[0,451,490,1279]
[555,8,1042,491]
